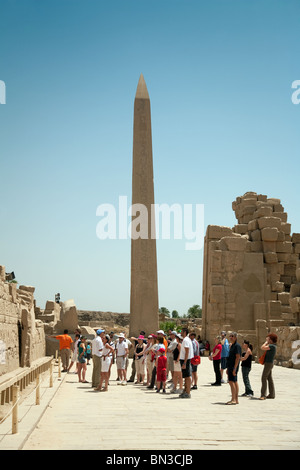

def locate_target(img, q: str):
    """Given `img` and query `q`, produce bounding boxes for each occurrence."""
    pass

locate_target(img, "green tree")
[171,310,179,318]
[159,307,170,317]
[187,304,202,318]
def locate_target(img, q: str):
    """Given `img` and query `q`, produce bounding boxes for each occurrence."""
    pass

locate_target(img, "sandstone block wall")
[0,266,46,376]
[202,192,300,367]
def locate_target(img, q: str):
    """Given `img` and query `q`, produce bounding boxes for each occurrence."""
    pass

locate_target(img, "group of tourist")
[48,327,278,403]
[89,327,200,398]
[208,330,278,404]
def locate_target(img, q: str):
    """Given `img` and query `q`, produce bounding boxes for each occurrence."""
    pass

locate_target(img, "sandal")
[226,401,237,405]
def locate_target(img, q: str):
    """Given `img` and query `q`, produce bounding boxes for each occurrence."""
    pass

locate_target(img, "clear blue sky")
[0,0,299,315]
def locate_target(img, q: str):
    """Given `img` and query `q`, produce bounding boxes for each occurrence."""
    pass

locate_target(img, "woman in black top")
[240,340,254,397]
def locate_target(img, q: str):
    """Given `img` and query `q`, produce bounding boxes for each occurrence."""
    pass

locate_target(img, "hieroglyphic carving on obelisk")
[129,74,159,336]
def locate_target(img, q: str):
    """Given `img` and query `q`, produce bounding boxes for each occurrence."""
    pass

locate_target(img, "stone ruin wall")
[202,192,300,368]
[0,266,45,376]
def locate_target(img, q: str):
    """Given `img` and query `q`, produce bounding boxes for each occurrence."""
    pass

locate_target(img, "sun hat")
[118,333,125,338]
[138,335,144,340]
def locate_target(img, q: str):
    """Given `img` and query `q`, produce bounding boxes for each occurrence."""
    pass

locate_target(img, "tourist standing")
[209,336,222,386]
[170,332,183,394]
[49,329,73,372]
[91,329,104,388]
[94,335,115,392]
[179,328,194,398]
[226,332,242,405]
[134,335,146,384]
[115,333,129,385]
[240,340,254,397]
[260,333,277,400]
[77,337,88,383]
[156,348,167,393]
[68,333,81,373]
[144,335,155,386]
[220,331,230,383]
[167,331,177,383]
[189,332,200,390]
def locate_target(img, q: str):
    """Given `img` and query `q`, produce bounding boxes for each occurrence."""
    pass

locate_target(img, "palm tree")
[159,307,170,318]
[187,304,202,318]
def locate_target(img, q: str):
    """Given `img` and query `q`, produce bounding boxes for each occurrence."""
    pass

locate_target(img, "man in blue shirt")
[220,331,229,383]
[226,332,241,405]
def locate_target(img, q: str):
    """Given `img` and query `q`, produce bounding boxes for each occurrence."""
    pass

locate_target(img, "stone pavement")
[1,357,300,451]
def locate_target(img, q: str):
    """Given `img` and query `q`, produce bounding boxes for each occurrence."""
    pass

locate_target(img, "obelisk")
[129,74,159,336]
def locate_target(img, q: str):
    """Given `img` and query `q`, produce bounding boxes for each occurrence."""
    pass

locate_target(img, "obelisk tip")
[135,74,149,99]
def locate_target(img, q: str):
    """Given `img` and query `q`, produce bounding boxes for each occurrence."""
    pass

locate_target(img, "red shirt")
[213,343,222,361]
[157,355,167,371]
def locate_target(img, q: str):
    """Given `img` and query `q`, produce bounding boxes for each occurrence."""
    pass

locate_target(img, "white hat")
[118,333,125,338]
[156,330,165,335]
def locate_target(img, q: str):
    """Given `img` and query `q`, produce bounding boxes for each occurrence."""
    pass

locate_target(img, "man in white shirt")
[115,333,129,385]
[167,331,178,383]
[91,329,104,388]
[179,328,194,398]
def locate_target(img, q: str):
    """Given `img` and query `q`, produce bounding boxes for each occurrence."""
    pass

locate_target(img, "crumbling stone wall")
[0,265,46,376]
[202,192,300,367]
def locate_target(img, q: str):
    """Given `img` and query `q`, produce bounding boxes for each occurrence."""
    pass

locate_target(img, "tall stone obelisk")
[129,74,159,336]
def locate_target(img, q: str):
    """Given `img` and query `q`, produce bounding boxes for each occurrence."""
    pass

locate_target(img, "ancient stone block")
[248,219,258,231]
[261,227,279,242]
[206,225,233,240]
[294,244,300,254]
[262,241,277,253]
[264,252,278,264]
[254,303,267,321]
[273,212,287,222]
[281,222,291,235]
[268,300,282,318]
[250,229,261,241]
[210,250,222,272]
[253,206,273,219]
[290,297,300,313]
[276,241,293,253]
[219,236,248,251]
[292,233,300,243]
[233,224,248,234]
[258,217,282,229]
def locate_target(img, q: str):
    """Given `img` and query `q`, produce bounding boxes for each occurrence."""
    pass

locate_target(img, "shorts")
[116,356,126,370]
[227,367,238,382]
[173,360,182,373]
[101,355,111,373]
[167,354,174,372]
[180,359,191,378]
[221,357,228,370]
[191,364,198,373]
[157,369,167,382]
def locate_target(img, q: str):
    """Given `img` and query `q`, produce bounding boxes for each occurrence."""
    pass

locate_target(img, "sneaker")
[162,389,166,393]
[191,385,197,390]
[170,388,178,394]
[121,381,127,386]
[179,392,191,398]
[241,393,248,397]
